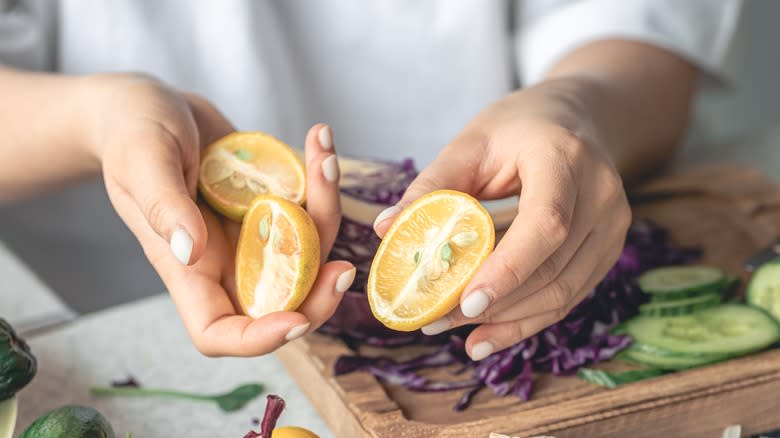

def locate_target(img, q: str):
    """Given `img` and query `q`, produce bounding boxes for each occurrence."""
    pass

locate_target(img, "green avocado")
[20,405,116,438]
[0,318,36,401]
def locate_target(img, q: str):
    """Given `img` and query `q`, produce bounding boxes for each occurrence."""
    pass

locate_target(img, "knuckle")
[478,302,502,324]
[511,323,525,342]
[549,127,589,163]
[407,173,441,198]
[600,167,624,196]
[496,254,525,290]
[547,279,573,310]
[533,255,559,286]
[536,203,571,248]
[140,194,170,234]
[554,305,571,323]
[192,337,219,358]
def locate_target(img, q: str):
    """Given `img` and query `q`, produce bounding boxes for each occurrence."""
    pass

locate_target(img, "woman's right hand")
[86,74,354,356]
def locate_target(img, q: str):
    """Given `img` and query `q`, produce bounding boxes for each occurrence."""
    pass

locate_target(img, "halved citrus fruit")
[236,195,320,319]
[367,190,495,331]
[199,132,305,222]
[272,426,320,438]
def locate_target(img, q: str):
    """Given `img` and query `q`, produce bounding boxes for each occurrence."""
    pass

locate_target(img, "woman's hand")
[87,74,354,356]
[374,79,632,361]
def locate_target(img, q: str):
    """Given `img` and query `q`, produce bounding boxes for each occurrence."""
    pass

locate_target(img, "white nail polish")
[421,317,451,336]
[460,289,491,318]
[170,228,193,265]
[285,322,310,341]
[470,341,494,361]
[321,155,340,183]
[318,125,333,150]
[373,205,402,229]
[335,267,356,293]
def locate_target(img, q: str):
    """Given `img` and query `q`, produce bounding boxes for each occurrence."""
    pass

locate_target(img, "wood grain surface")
[276,165,780,438]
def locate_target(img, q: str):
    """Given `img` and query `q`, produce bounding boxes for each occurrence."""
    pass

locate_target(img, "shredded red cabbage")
[331,220,700,410]
[244,394,285,438]
[339,157,417,205]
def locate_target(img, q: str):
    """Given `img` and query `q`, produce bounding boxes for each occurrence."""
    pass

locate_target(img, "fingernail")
[335,267,356,293]
[322,154,340,183]
[318,125,333,150]
[461,288,491,318]
[170,228,193,265]
[470,341,494,361]
[421,317,451,336]
[285,322,310,341]
[373,205,402,229]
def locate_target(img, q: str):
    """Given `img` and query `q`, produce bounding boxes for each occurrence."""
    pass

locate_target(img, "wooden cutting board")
[276,165,780,438]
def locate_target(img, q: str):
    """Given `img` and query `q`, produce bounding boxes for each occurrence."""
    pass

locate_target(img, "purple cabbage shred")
[339,157,417,206]
[244,394,285,438]
[110,375,141,388]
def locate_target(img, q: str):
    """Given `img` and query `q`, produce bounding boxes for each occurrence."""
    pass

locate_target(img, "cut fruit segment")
[637,265,725,299]
[236,195,320,319]
[367,190,495,331]
[199,132,305,221]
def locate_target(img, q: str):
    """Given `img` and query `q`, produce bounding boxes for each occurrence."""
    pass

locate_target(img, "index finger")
[303,124,341,259]
[458,156,579,318]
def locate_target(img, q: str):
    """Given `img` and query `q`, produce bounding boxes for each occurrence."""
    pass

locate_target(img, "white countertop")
[14,294,334,437]
[0,241,74,333]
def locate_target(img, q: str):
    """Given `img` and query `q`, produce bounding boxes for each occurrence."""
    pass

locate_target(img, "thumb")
[127,93,234,267]
[124,140,208,267]
[373,138,481,237]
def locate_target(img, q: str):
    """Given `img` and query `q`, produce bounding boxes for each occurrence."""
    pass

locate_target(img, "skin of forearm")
[0,66,101,202]
[543,40,699,186]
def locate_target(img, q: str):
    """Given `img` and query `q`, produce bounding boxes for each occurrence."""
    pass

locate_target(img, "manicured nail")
[421,317,451,336]
[170,228,193,265]
[322,154,340,183]
[470,341,494,361]
[318,125,333,150]
[336,267,356,293]
[373,205,402,229]
[460,288,491,318]
[285,322,310,341]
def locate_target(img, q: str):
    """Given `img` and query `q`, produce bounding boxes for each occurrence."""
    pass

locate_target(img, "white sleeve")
[0,0,56,70]
[516,0,743,86]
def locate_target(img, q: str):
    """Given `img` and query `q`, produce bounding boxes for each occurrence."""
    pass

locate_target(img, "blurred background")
[1,0,779,315]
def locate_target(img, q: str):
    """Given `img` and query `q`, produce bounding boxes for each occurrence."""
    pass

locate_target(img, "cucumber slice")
[638,265,725,299]
[620,347,730,370]
[746,258,780,323]
[629,341,732,359]
[624,304,780,355]
[639,293,721,317]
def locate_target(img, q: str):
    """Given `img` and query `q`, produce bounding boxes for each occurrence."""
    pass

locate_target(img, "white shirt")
[3,0,741,166]
[0,0,742,309]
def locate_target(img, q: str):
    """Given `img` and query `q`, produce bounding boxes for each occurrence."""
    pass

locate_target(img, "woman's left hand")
[374,79,632,361]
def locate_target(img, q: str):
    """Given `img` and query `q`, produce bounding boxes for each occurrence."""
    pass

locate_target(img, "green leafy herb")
[413,250,421,265]
[235,148,253,161]
[90,382,264,412]
[576,367,666,389]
